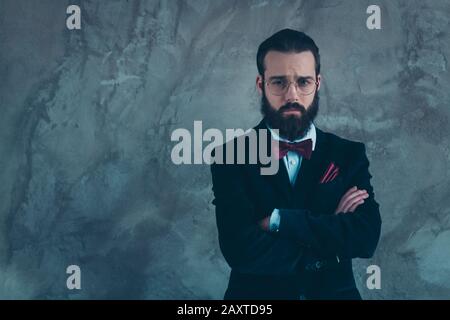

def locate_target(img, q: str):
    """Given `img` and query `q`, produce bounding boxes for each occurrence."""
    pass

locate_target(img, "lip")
[282,109,301,114]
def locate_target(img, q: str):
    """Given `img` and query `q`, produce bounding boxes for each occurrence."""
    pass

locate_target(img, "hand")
[259,216,270,231]
[335,186,368,214]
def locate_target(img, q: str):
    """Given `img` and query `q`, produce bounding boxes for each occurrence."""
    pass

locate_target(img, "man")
[210,29,381,300]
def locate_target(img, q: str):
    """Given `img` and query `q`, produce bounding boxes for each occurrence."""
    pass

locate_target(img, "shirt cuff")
[269,208,281,232]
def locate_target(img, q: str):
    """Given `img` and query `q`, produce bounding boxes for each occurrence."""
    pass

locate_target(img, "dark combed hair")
[256,28,321,76]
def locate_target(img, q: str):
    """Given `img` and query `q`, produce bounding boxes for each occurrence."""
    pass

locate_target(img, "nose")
[284,82,300,103]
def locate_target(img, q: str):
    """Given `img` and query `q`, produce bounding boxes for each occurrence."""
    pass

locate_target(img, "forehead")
[264,51,316,77]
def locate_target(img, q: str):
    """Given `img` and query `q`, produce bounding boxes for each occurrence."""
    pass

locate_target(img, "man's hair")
[256,28,320,77]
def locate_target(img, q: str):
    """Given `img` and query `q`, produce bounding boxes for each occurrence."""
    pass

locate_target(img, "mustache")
[279,102,306,113]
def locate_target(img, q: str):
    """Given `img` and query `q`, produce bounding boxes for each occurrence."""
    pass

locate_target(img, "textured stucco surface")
[0,0,449,299]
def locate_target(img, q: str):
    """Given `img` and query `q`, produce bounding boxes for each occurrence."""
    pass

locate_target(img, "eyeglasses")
[265,76,318,96]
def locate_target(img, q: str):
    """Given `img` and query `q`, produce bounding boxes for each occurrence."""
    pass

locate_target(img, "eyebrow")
[268,75,315,81]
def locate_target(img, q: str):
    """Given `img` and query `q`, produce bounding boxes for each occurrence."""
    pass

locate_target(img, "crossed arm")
[259,186,370,231]
[210,144,381,274]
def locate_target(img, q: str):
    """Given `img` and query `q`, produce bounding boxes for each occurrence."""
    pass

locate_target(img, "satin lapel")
[263,158,292,204]
[254,119,293,204]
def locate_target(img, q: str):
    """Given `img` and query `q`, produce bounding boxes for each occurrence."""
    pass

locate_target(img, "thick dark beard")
[260,90,319,141]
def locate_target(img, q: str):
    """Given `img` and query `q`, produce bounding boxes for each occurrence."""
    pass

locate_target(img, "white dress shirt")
[266,122,317,232]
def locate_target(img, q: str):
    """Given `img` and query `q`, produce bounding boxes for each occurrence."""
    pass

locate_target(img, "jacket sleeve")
[277,143,382,259]
[211,161,306,275]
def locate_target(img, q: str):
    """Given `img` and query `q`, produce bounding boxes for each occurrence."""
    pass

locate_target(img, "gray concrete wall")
[0,0,449,299]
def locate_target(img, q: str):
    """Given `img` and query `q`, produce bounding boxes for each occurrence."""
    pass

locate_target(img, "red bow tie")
[277,139,313,160]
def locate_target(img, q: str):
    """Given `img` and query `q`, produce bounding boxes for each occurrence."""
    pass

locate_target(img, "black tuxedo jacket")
[210,119,382,300]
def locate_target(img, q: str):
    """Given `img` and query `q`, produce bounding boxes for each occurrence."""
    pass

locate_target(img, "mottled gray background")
[0,0,449,299]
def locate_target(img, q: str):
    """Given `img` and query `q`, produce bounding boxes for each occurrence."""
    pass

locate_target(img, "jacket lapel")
[291,127,331,207]
[264,159,292,205]
[252,121,333,208]
[253,119,293,205]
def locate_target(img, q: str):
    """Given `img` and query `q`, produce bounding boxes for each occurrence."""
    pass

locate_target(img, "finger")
[335,203,345,214]
[340,190,368,211]
[348,199,365,213]
[344,189,368,202]
[336,188,366,214]
[348,200,364,213]
[335,200,347,214]
[341,188,366,205]
[342,192,369,211]
[341,192,369,212]
[336,188,361,214]
[339,196,364,214]
[342,186,358,198]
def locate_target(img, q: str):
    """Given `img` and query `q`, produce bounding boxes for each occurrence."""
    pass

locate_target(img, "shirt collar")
[265,121,317,151]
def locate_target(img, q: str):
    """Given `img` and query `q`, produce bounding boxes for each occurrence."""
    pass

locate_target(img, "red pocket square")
[319,162,340,184]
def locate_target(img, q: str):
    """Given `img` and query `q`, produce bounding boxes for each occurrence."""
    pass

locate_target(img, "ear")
[316,74,321,91]
[256,75,264,95]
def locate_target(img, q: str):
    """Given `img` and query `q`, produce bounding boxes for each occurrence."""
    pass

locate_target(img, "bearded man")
[210,29,382,300]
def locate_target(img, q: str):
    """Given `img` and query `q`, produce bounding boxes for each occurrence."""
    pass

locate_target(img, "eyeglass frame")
[263,76,319,96]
